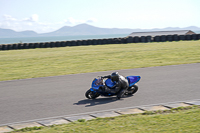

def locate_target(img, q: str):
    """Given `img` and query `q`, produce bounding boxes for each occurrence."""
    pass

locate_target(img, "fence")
[0,34,200,50]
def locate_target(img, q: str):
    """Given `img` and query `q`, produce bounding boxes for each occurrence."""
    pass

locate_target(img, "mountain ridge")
[0,23,200,38]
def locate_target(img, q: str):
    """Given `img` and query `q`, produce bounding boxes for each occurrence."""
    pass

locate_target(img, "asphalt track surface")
[0,63,200,125]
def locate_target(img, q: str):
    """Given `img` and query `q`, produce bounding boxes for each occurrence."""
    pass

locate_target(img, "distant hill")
[0,28,38,38]
[41,24,135,36]
[0,24,200,38]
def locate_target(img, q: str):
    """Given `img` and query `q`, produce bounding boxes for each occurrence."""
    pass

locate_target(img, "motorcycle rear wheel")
[127,85,138,95]
[85,90,100,99]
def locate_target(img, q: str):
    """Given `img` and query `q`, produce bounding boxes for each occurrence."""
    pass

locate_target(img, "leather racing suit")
[101,74,129,99]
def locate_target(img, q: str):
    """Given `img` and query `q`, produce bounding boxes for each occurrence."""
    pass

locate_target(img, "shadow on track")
[74,95,133,107]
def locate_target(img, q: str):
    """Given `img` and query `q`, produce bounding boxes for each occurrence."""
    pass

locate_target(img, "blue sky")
[0,0,200,33]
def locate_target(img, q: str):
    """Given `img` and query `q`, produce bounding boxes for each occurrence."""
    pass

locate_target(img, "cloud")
[23,14,39,22]
[3,14,17,21]
[0,15,98,33]
[31,14,39,22]
[86,18,98,23]
[65,17,84,24]
[2,14,39,23]
[65,17,77,24]
[64,17,97,25]
[0,14,40,32]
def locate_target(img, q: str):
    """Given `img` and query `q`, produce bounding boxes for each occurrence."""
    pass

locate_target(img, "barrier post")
[192,34,197,40]
[153,36,160,42]
[160,35,166,42]
[185,34,192,40]
[197,34,200,40]
[173,34,179,41]
[140,36,147,43]
[179,35,185,41]
[146,36,152,42]
[166,35,173,41]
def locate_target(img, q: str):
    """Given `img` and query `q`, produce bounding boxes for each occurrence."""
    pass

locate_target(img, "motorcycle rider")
[100,72,129,99]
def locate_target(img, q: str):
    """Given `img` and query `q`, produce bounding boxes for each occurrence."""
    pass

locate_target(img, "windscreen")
[94,78,103,85]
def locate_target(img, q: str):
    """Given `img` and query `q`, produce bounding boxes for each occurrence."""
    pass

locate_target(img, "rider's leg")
[117,86,128,99]
[117,89,124,99]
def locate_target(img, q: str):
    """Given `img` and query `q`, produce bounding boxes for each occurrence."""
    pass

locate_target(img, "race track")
[0,63,200,125]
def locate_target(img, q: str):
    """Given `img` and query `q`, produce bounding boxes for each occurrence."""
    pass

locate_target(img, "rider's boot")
[117,89,125,100]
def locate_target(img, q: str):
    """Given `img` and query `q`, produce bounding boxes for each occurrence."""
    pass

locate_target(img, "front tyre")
[85,90,100,99]
[127,85,138,95]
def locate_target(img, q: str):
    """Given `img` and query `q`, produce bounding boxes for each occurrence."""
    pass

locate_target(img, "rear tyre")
[127,85,138,95]
[85,90,99,99]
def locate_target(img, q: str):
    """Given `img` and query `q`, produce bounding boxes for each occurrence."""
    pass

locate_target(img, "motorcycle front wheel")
[85,90,100,99]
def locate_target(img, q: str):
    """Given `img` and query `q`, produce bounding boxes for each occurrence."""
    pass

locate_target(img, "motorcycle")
[85,75,141,99]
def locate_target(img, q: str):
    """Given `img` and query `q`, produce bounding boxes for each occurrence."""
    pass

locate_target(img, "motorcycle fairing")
[126,76,141,87]
[105,78,116,88]
[91,78,103,90]
[90,78,116,96]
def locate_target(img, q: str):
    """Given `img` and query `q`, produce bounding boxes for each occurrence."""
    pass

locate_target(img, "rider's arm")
[110,81,120,89]
[101,75,111,79]
[111,82,121,92]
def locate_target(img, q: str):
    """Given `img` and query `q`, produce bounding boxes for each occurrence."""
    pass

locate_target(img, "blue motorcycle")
[85,75,141,99]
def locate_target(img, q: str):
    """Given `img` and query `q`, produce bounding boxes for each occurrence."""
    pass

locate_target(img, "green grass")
[11,106,200,133]
[0,40,200,81]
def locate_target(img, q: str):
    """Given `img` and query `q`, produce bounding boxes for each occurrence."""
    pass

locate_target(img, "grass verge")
[0,40,200,81]
[11,106,200,133]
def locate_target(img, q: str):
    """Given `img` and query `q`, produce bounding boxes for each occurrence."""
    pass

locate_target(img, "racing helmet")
[111,72,119,82]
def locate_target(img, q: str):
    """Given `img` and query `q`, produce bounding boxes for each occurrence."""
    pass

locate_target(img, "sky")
[0,0,200,33]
